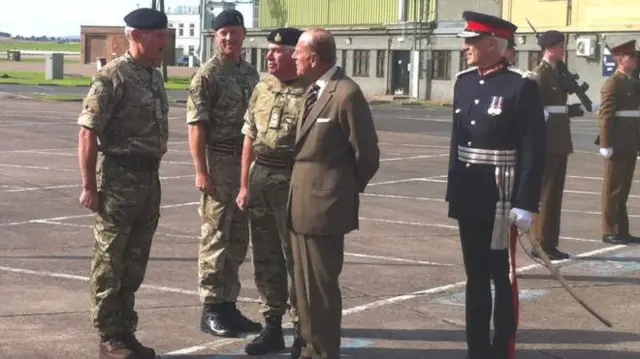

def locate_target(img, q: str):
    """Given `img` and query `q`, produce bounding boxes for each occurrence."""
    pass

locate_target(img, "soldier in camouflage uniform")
[77,8,169,359]
[186,9,263,337]
[235,28,308,357]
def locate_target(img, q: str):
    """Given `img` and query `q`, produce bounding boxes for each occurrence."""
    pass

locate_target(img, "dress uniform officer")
[597,40,640,244]
[530,30,585,259]
[447,11,546,359]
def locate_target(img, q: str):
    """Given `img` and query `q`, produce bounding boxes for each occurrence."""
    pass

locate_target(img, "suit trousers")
[533,154,568,250]
[458,219,516,359]
[601,153,637,236]
[291,232,345,359]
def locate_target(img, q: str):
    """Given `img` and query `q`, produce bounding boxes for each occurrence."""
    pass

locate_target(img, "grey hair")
[493,36,508,55]
[124,26,135,41]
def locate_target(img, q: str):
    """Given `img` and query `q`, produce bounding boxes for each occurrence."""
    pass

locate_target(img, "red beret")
[610,40,636,56]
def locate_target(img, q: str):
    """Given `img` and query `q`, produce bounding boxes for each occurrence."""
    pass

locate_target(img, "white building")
[167,1,257,60]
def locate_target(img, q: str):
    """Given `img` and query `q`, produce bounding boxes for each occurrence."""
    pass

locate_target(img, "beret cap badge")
[274,33,282,43]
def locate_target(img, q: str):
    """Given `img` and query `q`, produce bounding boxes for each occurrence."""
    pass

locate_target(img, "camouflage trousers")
[248,163,297,322]
[90,155,161,339]
[198,149,250,304]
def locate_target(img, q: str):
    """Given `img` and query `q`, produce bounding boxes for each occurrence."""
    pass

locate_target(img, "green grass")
[0,41,81,52]
[0,71,191,90]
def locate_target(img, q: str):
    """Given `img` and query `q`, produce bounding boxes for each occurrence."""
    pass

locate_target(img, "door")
[86,35,107,64]
[391,50,411,96]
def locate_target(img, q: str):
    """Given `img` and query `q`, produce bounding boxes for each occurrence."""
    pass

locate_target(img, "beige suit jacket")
[287,67,380,236]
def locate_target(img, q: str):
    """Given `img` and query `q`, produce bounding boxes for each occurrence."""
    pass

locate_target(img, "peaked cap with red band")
[610,40,636,56]
[457,11,517,40]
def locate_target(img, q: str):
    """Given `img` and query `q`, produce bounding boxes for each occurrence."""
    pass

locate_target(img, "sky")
[0,0,199,37]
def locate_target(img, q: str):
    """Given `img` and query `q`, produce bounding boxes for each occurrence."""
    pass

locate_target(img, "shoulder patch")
[456,66,478,78]
[507,66,536,78]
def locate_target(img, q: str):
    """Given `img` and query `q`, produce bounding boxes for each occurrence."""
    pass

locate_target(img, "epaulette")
[507,66,536,79]
[455,66,478,78]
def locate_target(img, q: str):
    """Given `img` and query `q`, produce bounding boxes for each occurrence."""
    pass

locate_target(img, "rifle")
[525,18,594,112]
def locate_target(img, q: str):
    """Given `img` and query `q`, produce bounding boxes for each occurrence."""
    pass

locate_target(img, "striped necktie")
[303,84,320,121]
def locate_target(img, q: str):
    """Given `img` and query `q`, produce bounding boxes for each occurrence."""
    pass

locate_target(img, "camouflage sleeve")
[241,83,261,139]
[186,70,216,125]
[77,75,117,133]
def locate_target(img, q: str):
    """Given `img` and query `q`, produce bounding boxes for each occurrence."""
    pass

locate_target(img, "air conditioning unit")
[576,37,595,58]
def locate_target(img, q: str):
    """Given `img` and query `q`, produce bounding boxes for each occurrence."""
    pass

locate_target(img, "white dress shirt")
[314,65,338,98]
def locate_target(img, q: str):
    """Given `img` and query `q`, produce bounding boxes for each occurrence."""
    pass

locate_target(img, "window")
[168,23,174,28]
[260,48,268,72]
[459,50,471,71]
[353,50,370,77]
[431,50,451,80]
[341,50,347,73]
[250,48,258,67]
[528,51,542,70]
[253,0,260,28]
[178,23,184,37]
[189,23,195,37]
[375,50,385,78]
[188,45,194,55]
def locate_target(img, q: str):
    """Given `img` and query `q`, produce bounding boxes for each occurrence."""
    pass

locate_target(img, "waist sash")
[458,145,517,250]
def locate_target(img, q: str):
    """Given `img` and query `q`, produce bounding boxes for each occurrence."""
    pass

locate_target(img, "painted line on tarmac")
[0,163,76,172]
[161,243,627,356]
[0,265,259,303]
[0,175,195,193]
[0,201,198,227]
[379,142,449,149]
[380,154,448,162]
[567,175,640,183]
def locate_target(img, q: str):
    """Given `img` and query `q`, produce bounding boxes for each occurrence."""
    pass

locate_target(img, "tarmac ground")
[0,96,639,359]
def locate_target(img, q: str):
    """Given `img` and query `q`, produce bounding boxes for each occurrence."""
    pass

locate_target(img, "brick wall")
[80,26,176,65]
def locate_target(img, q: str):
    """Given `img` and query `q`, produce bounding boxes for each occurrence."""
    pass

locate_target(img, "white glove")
[588,103,600,113]
[509,208,533,231]
[599,147,613,159]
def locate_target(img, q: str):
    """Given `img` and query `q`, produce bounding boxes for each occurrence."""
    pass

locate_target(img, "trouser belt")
[255,156,293,169]
[104,153,160,171]
[207,143,243,155]
[616,110,640,118]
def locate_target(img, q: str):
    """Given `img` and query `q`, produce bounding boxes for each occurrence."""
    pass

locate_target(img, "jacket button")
[470,120,476,125]
[465,163,471,168]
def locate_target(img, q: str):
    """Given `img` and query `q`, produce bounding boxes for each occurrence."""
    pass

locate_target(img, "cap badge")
[274,32,282,43]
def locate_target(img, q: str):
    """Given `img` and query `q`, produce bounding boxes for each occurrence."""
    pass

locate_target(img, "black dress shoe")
[200,304,237,337]
[224,302,263,333]
[602,235,629,245]
[623,234,640,243]
[548,247,570,259]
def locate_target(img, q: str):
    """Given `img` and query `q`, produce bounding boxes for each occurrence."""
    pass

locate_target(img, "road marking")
[0,175,195,193]
[343,252,454,267]
[161,242,627,355]
[0,201,199,228]
[0,163,76,172]
[0,266,259,303]
[379,142,449,149]
[380,154,448,162]
[359,217,457,229]
[567,175,640,183]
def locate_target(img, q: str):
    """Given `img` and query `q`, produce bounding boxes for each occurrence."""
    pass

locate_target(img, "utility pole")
[151,0,168,81]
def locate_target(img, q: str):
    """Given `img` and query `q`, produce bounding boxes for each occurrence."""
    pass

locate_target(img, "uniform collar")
[478,59,507,77]
[124,51,153,70]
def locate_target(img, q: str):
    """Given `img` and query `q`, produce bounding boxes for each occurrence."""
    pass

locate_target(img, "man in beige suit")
[288,28,380,359]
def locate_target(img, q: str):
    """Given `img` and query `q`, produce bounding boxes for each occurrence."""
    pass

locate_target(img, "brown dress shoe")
[99,337,135,359]
[122,333,156,359]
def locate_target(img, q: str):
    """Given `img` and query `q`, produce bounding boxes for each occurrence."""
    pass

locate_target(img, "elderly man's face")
[267,43,297,79]
[292,36,315,78]
[134,29,167,62]
[215,25,245,57]
[463,35,495,66]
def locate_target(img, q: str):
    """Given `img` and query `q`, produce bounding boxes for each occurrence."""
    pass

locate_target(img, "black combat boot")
[200,303,237,337]
[122,332,156,359]
[243,316,285,355]
[99,336,135,359]
[290,321,303,359]
[224,301,263,333]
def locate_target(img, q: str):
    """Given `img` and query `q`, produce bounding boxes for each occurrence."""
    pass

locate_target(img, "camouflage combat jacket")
[77,51,169,158]
[186,53,260,147]
[242,74,307,162]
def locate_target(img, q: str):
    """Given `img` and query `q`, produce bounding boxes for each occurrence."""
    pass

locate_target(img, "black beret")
[124,8,168,30]
[458,11,517,40]
[267,27,303,46]
[537,30,565,48]
[213,9,244,31]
